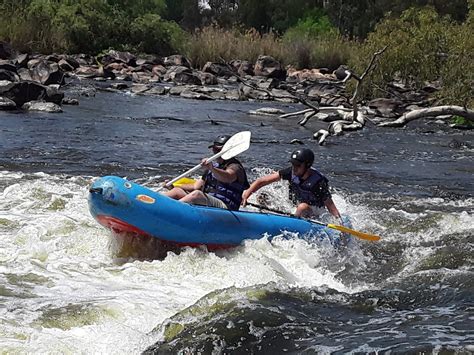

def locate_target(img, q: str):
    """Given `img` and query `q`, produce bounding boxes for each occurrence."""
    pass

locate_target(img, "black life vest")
[289,168,328,207]
[203,158,250,210]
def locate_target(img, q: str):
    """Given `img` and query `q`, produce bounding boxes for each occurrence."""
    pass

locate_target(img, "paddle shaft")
[246,202,380,241]
[246,202,325,225]
[159,131,251,191]
[163,149,225,189]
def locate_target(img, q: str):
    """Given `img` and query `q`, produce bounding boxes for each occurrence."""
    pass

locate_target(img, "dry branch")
[378,105,474,127]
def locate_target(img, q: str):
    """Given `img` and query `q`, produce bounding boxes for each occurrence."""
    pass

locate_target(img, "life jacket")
[289,168,328,207]
[203,158,250,210]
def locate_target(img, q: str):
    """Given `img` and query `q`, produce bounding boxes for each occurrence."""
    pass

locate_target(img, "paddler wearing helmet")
[241,148,341,219]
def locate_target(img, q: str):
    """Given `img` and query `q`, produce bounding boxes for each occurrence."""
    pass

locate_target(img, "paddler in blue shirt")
[241,148,342,219]
[164,135,250,210]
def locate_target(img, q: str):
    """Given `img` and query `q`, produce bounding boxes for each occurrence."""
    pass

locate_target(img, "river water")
[0,89,473,354]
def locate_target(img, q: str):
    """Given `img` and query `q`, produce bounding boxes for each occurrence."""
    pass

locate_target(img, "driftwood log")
[378,105,474,127]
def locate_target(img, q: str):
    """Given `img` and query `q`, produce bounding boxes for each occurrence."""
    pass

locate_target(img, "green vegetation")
[0,0,186,54]
[349,4,473,106]
[0,0,471,107]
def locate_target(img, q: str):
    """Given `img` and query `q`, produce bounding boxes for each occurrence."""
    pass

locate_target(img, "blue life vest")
[203,158,250,210]
[289,168,328,207]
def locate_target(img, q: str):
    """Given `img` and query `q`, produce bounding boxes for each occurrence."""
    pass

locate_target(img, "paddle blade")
[172,177,196,187]
[220,131,251,160]
[327,223,380,242]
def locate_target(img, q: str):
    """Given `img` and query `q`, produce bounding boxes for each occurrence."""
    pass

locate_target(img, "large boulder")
[368,98,403,118]
[0,96,17,110]
[0,81,46,106]
[198,71,218,85]
[100,50,136,67]
[173,71,202,85]
[22,100,62,113]
[30,60,65,85]
[254,55,285,79]
[230,60,254,76]
[202,62,234,78]
[0,60,17,73]
[0,69,19,82]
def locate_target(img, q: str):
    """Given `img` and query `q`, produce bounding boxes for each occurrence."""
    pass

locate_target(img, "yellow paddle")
[246,202,380,242]
[171,177,196,187]
[170,177,380,242]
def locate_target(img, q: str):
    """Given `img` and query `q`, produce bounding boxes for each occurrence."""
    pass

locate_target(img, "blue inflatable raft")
[88,176,342,250]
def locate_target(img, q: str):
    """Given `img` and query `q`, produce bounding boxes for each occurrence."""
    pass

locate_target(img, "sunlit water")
[0,88,473,353]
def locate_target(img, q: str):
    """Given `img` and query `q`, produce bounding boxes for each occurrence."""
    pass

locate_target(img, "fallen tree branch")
[378,105,474,127]
[279,108,313,118]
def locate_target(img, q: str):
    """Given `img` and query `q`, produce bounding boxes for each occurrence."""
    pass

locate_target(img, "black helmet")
[208,135,231,148]
[290,148,314,167]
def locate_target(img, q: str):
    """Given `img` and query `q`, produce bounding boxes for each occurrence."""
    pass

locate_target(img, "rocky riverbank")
[1,42,470,143]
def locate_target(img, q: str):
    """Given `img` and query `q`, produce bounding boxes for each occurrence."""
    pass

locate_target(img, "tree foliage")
[349,5,473,107]
[0,0,185,54]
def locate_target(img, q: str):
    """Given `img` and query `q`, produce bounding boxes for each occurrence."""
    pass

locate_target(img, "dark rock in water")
[146,86,166,95]
[22,100,62,113]
[62,97,79,105]
[290,139,304,144]
[180,90,214,100]
[0,96,17,110]
[45,85,64,105]
[110,82,129,90]
[448,139,472,149]
[0,81,47,106]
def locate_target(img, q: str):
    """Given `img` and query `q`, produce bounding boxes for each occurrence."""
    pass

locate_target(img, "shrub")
[130,14,187,55]
[349,7,454,99]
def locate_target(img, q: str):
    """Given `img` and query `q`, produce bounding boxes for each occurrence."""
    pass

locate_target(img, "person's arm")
[324,198,341,220]
[242,172,280,206]
[201,159,238,184]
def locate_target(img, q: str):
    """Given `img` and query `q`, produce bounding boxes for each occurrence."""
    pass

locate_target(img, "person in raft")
[241,148,342,220]
[164,135,250,210]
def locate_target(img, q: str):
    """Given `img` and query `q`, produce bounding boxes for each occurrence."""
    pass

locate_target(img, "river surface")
[0,89,473,354]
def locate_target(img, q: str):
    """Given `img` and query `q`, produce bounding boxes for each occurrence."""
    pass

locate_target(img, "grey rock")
[22,100,62,113]
[0,96,17,110]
